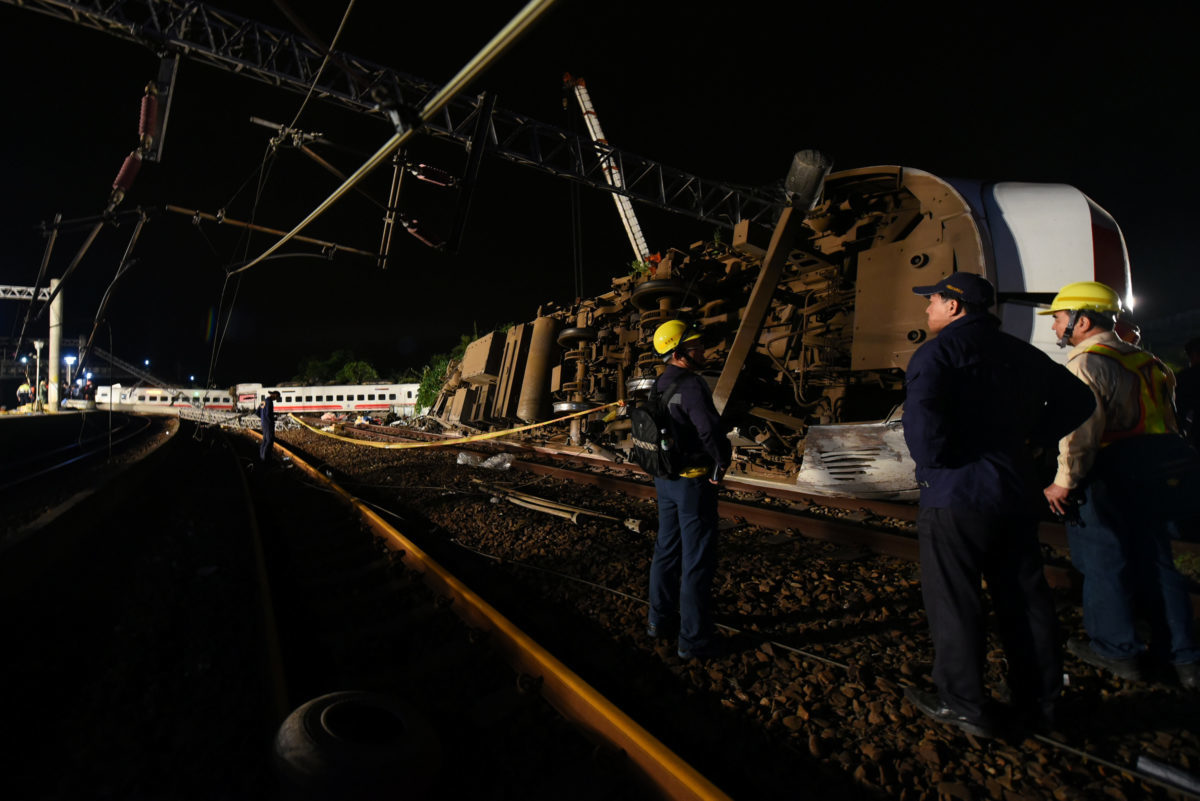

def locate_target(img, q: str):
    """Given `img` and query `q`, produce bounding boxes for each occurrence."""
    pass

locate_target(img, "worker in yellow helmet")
[1041,281,1199,689]
[644,319,731,661]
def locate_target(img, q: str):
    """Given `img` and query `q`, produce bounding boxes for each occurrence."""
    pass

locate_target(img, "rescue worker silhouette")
[645,320,732,660]
[1041,281,1200,689]
[902,272,1095,738]
[16,377,31,406]
[1176,337,1200,447]
[259,391,281,463]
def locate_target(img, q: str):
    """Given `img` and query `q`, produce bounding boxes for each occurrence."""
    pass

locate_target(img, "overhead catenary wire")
[206,139,279,387]
[285,0,356,132]
[231,0,559,276]
[73,212,149,384]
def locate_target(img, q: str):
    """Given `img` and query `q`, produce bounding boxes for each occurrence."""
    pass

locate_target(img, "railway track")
[0,411,155,493]
[276,418,1200,800]
[2,421,734,799]
[245,436,728,800]
[300,415,1200,613]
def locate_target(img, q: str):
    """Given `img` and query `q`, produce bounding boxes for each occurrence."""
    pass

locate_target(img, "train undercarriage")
[429,161,1121,499]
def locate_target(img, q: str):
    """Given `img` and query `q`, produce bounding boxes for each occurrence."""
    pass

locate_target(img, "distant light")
[20,356,27,364]
[189,375,195,382]
[86,372,93,380]
[76,378,84,386]
[144,359,150,367]
[64,355,77,367]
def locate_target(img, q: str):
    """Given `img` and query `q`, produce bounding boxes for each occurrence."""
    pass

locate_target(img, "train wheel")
[631,279,690,311]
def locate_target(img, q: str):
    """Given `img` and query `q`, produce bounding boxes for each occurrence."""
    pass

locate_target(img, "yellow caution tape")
[288,401,623,450]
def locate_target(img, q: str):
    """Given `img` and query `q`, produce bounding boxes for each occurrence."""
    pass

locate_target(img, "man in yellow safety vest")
[1042,281,1199,689]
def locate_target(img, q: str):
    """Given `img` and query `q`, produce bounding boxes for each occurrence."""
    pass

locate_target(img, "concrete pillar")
[48,277,61,410]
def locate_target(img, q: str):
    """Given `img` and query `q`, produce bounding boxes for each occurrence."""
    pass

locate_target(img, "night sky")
[1,3,1195,386]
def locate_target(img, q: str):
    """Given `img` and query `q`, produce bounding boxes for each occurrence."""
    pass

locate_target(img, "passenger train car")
[428,161,1135,499]
[73,382,422,418]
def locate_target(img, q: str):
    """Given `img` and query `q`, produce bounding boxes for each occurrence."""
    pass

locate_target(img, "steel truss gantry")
[1,0,786,229]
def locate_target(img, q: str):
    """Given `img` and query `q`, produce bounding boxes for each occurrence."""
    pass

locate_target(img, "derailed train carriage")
[430,160,1132,499]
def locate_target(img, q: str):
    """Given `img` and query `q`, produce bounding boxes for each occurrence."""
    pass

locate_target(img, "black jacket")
[657,364,732,474]
[903,314,1095,514]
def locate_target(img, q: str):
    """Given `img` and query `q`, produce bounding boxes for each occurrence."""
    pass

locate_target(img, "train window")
[368,394,375,401]
[336,395,344,401]
[137,395,146,401]
[357,394,365,401]
[389,393,396,400]
[406,391,412,398]
[305,395,312,402]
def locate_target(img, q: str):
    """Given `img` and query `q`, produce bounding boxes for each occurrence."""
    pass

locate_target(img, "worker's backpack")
[628,379,683,477]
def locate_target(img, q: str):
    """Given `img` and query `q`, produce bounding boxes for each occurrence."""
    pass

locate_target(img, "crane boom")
[565,75,650,263]
[0,0,786,230]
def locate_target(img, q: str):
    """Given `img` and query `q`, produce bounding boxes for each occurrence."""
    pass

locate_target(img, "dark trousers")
[649,475,719,651]
[918,507,1061,722]
[259,408,274,462]
[1069,436,1200,664]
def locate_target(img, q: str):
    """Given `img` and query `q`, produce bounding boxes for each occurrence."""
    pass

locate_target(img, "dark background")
[1,2,1196,386]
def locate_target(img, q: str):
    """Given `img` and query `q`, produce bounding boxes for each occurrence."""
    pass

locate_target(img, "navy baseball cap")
[912,272,995,307]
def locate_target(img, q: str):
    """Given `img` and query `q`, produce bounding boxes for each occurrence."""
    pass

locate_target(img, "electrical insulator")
[139,92,159,143]
[113,152,142,193]
[407,163,456,187]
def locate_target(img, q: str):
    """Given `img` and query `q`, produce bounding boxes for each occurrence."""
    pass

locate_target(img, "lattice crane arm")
[564,74,651,264]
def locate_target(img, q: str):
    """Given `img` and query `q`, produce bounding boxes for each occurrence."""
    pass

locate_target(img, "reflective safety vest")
[1085,342,1173,443]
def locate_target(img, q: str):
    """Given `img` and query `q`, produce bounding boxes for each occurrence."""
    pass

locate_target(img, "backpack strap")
[660,377,683,408]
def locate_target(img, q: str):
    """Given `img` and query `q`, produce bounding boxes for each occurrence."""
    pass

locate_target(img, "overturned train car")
[430,164,1132,499]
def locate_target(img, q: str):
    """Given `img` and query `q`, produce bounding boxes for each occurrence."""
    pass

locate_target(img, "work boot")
[1066,638,1142,681]
[903,687,996,739]
[677,641,724,661]
[1176,662,1199,690]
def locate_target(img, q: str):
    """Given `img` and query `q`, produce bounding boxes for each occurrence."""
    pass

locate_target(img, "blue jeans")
[1069,438,1200,665]
[649,475,719,652]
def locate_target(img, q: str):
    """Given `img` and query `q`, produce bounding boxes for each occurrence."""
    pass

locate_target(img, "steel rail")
[256,433,735,801]
[0,414,153,493]
[292,418,1200,611]
[505,460,1200,614]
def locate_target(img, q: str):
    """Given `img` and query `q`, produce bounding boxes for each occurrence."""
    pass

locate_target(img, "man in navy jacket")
[646,320,732,660]
[902,273,1094,738]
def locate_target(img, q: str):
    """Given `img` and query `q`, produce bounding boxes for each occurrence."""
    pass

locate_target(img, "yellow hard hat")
[652,319,701,355]
[1037,281,1122,315]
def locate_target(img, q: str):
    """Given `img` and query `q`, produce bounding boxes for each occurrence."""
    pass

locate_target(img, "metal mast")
[564,74,650,263]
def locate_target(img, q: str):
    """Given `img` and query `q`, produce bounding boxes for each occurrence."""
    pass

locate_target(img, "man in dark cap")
[901,272,1095,738]
[259,390,281,463]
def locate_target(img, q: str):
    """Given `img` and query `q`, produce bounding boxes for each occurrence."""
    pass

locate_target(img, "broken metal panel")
[461,332,505,386]
[491,323,530,421]
[448,386,478,424]
[795,421,919,500]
